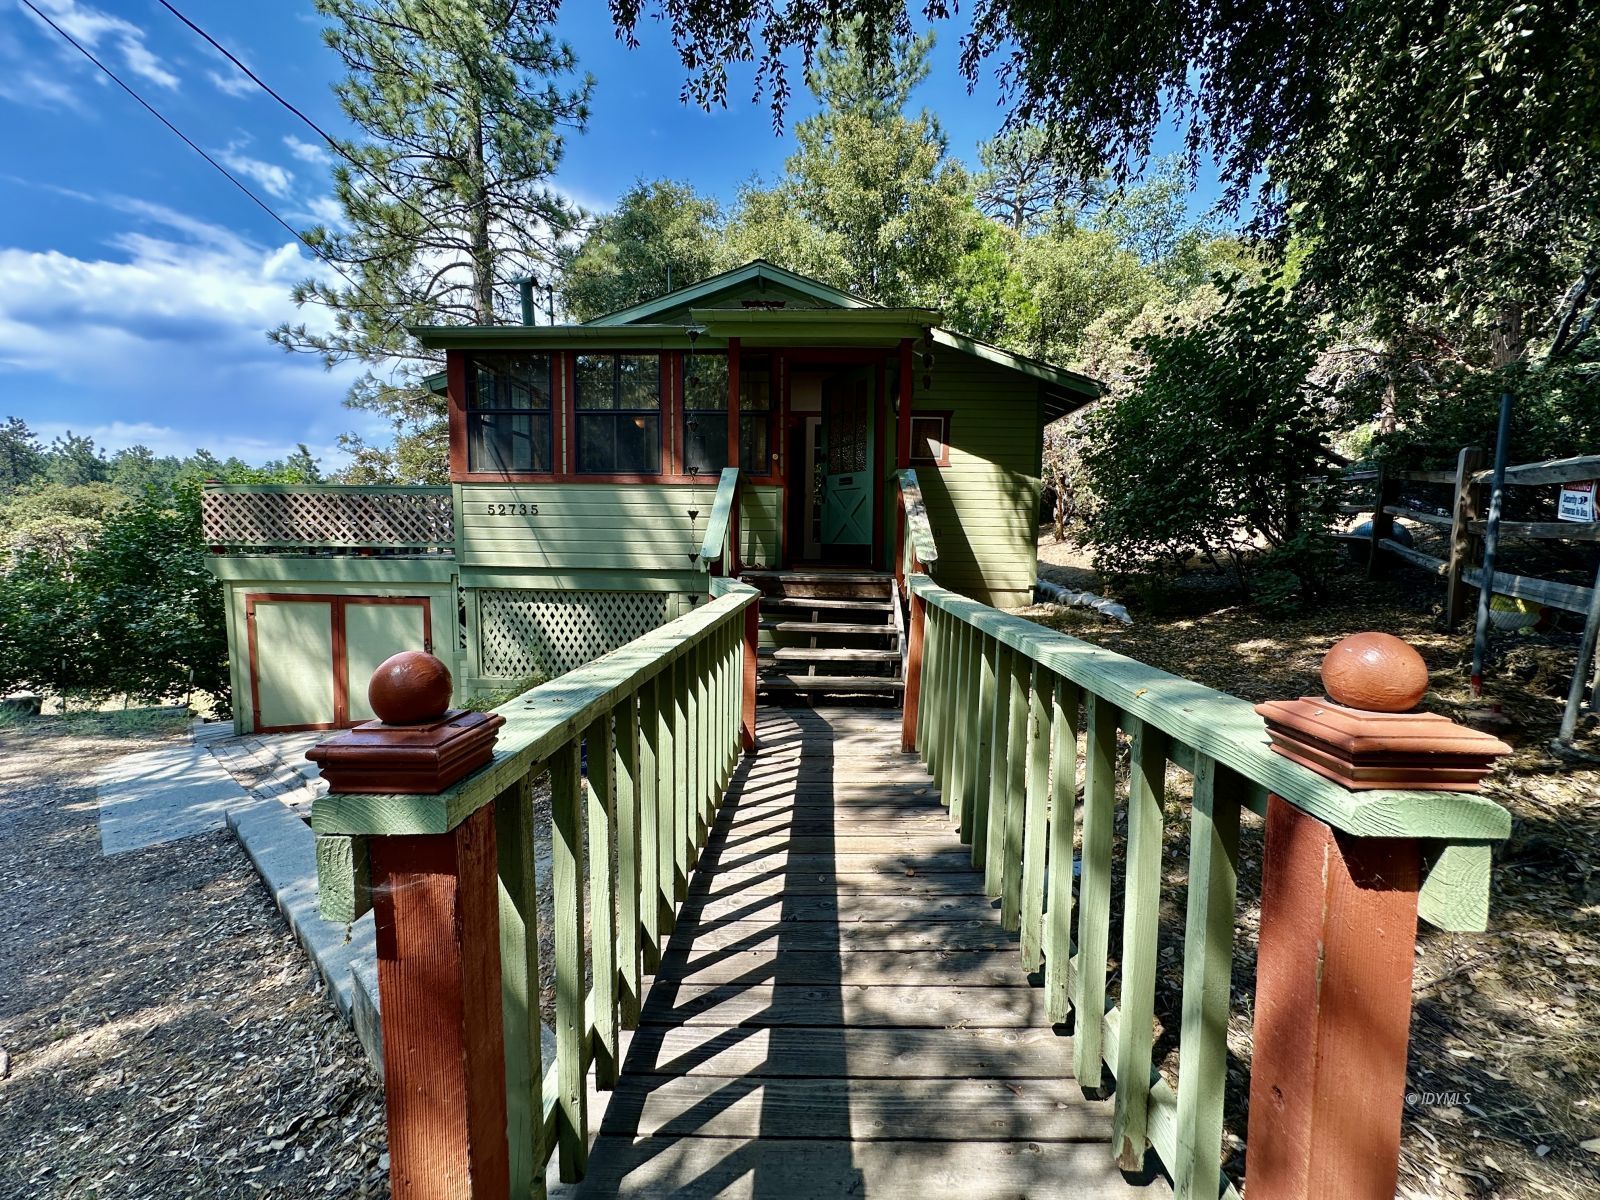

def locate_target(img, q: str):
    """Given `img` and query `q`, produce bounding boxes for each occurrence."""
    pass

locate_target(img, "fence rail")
[903,572,1509,1200]
[202,483,455,552]
[312,577,759,1197]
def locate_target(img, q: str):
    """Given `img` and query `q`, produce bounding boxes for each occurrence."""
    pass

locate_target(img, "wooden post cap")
[307,652,503,795]
[1255,632,1510,793]
[369,650,454,725]
[1320,632,1429,713]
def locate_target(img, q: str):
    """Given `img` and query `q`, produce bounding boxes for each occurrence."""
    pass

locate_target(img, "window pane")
[470,353,551,410]
[575,412,615,473]
[683,354,728,411]
[574,354,615,410]
[911,416,946,462]
[740,362,772,412]
[468,411,549,473]
[616,355,660,410]
[616,414,661,473]
[740,412,771,474]
[684,416,728,475]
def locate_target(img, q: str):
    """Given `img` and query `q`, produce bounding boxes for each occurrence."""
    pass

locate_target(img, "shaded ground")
[1025,531,1600,1200]
[0,711,387,1199]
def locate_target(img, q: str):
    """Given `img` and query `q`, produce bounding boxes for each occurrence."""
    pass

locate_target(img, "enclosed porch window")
[466,352,553,474]
[739,355,775,475]
[574,353,662,475]
[681,354,729,475]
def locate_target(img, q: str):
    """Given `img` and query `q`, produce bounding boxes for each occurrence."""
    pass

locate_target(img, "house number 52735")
[485,503,538,516]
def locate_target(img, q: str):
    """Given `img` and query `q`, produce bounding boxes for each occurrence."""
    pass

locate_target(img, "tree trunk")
[469,93,495,326]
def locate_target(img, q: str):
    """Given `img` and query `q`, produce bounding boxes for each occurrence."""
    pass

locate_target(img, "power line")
[19,0,379,309]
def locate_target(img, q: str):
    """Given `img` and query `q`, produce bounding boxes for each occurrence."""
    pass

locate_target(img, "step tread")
[760,620,898,635]
[759,647,902,663]
[763,596,894,611]
[759,674,905,692]
[741,570,892,582]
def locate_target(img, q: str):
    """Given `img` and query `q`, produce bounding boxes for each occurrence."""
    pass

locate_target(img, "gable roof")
[411,259,1104,412]
[582,259,874,326]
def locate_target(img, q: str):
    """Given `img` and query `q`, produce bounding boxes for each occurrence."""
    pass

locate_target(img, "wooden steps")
[759,673,903,694]
[743,569,905,703]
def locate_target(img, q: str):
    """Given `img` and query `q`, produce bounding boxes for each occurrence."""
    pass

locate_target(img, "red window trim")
[451,346,788,486]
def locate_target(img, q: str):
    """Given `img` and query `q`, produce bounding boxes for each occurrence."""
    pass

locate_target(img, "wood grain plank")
[639,982,1050,1028]
[651,948,1030,988]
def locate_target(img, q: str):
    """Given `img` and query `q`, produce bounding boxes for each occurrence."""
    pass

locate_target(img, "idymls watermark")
[1406,1089,1474,1107]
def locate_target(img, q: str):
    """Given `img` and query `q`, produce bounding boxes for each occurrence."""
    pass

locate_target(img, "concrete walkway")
[95,722,249,856]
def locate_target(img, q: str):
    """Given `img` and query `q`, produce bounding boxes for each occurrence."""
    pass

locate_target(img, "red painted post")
[897,337,914,468]
[741,599,758,750]
[368,803,509,1199]
[901,584,925,753]
[1245,795,1420,1200]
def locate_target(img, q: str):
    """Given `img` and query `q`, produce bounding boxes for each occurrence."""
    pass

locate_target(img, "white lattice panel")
[202,487,453,549]
[477,589,671,679]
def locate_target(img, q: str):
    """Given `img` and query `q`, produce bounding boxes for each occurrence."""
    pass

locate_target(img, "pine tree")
[273,0,592,480]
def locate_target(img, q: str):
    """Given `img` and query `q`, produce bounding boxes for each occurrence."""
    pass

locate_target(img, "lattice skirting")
[475,589,673,679]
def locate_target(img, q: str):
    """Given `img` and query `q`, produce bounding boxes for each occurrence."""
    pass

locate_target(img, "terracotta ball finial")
[368,650,453,725]
[1320,632,1430,713]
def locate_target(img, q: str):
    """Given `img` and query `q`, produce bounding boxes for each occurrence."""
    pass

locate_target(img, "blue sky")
[0,1,1213,471]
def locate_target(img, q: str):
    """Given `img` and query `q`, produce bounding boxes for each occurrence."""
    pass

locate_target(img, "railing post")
[742,596,759,751]
[1245,794,1420,1200]
[901,579,926,753]
[369,804,510,1200]
[1445,446,1483,628]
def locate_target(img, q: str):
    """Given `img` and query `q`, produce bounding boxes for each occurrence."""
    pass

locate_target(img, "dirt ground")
[0,712,387,1199]
[1034,532,1600,1200]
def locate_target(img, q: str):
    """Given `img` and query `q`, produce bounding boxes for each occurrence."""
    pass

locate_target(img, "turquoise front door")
[821,370,874,548]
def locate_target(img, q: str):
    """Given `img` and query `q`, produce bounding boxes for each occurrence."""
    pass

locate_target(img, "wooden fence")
[897,471,1511,1200]
[1357,451,1600,625]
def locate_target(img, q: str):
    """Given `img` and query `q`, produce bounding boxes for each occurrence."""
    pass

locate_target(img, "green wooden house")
[205,260,1099,733]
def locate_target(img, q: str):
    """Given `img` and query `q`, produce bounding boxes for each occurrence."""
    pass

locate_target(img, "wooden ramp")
[570,707,1159,1199]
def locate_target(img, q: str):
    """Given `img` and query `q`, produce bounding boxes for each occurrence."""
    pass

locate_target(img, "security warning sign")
[1558,480,1597,522]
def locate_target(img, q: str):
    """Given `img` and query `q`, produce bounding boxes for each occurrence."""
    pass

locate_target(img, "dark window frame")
[573,352,664,476]
[464,351,554,475]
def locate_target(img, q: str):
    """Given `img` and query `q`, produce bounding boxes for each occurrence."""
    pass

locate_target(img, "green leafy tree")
[74,487,229,706]
[1078,280,1335,601]
[44,432,109,487]
[724,21,970,306]
[559,179,727,321]
[274,0,593,481]
[0,418,45,494]
[974,125,1082,233]
[0,482,127,563]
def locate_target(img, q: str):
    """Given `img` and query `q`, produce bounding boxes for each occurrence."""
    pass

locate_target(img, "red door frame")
[246,594,433,734]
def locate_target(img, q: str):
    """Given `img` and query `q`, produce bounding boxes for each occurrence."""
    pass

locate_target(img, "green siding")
[344,601,431,723]
[457,483,782,573]
[906,355,1042,607]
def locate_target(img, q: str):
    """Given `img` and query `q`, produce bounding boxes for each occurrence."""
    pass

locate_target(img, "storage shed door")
[249,597,337,732]
[247,594,433,733]
[344,599,432,723]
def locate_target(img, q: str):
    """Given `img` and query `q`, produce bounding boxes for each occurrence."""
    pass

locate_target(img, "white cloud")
[283,134,330,165]
[0,190,375,467]
[206,67,255,98]
[292,194,348,232]
[217,141,294,198]
[23,0,180,92]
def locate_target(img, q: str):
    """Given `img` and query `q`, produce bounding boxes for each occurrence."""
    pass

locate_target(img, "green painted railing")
[903,573,1510,1200]
[313,576,759,1197]
[202,482,454,552]
[894,467,938,578]
[696,467,741,575]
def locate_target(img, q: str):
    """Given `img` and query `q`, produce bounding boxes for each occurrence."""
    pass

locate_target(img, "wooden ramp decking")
[570,707,1161,1199]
